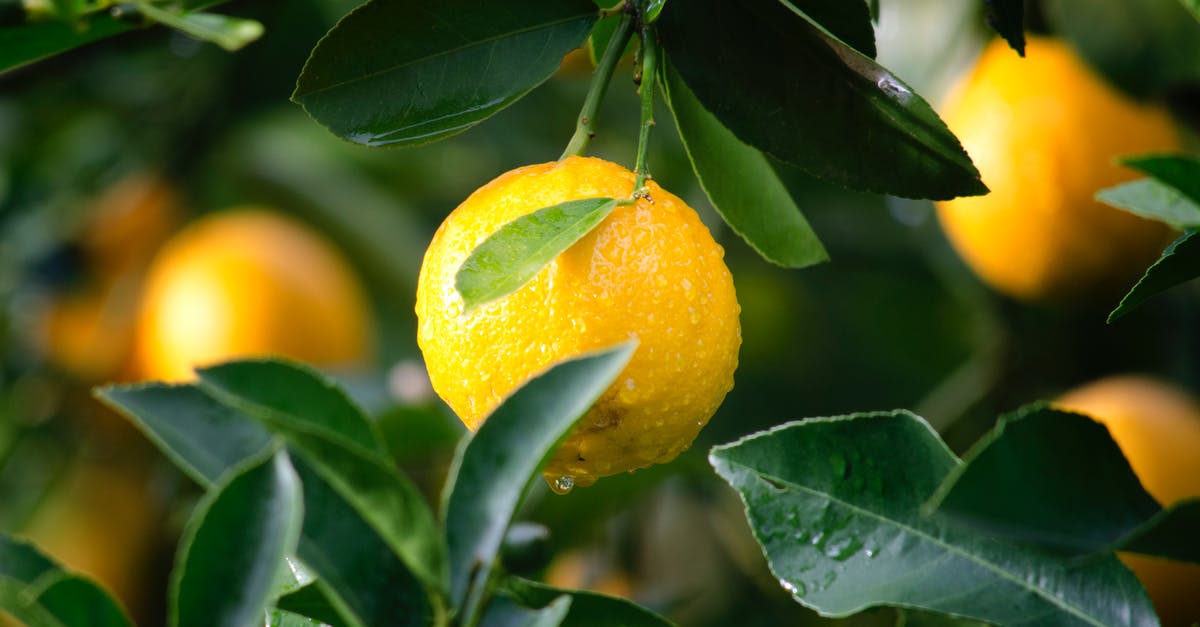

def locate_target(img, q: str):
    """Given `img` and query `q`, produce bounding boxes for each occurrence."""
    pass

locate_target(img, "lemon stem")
[560,12,634,160]
[632,19,658,195]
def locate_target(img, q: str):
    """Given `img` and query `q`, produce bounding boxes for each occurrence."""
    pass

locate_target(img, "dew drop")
[550,476,575,494]
[780,579,806,598]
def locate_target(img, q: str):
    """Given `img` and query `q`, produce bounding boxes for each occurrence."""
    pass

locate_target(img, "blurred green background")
[1,0,1197,625]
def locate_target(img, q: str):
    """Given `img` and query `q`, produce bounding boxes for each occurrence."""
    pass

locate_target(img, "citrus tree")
[1,0,1199,626]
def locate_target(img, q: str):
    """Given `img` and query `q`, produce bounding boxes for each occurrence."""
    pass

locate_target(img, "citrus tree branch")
[632,20,659,193]
[560,12,634,159]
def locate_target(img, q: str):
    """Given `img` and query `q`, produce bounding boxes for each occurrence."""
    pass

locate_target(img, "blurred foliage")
[0,0,1197,625]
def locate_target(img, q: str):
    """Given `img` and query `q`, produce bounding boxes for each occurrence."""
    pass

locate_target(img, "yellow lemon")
[416,156,740,490]
[1057,375,1200,625]
[935,37,1180,301]
[134,208,373,381]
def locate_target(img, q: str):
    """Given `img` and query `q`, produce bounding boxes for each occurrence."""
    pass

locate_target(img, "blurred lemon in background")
[133,208,373,381]
[935,37,1180,302]
[1056,375,1200,625]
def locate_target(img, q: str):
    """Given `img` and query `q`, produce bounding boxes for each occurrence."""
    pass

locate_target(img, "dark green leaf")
[1097,178,1200,230]
[95,383,273,489]
[1121,501,1200,561]
[984,0,1026,56]
[1108,230,1200,322]
[196,359,388,459]
[456,198,619,311]
[276,583,349,627]
[644,0,667,23]
[658,0,985,200]
[0,17,133,74]
[172,449,303,627]
[133,4,263,52]
[661,61,827,268]
[444,343,636,609]
[586,14,634,66]
[291,456,436,627]
[34,576,131,627]
[711,411,1157,625]
[480,593,571,627]
[1120,154,1200,205]
[778,0,876,58]
[293,0,599,147]
[0,534,131,627]
[501,578,675,627]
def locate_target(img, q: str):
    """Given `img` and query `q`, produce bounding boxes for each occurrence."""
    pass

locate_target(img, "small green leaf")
[661,61,827,268]
[480,594,572,627]
[983,0,1026,56]
[501,578,675,627]
[444,342,636,610]
[711,411,1157,625]
[172,448,304,627]
[644,0,667,23]
[134,4,263,51]
[586,14,635,66]
[95,383,273,489]
[267,609,328,627]
[276,584,349,627]
[1109,230,1200,322]
[1120,154,1200,205]
[0,534,132,627]
[1182,0,1200,20]
[779,0,876,58]
[0,17,133,74]
[196,359,389,459]
[293,0,599,147]
[658,0,985,200]
[456,198,619,311]
[1097,178,1200,230]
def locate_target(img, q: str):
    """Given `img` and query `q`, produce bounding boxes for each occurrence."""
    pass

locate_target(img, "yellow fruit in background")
[134,208,373,381]
[1056,375,1200,625]
[546,550,634,599]
[935,37,1180,302]
[416,156,740,490]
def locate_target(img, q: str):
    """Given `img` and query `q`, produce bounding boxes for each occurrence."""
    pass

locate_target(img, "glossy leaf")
[661,61,827,268]
[0,17,132,74]
[658,0,985,200]
[0,534,131,627]
[644,0,667,23]
[711,411,1157,625]
[1108,230,1200,322]
[276,584,349,627]
[456,198,619,312]
[480,594,571,627]
[293,0,598,146]
[927,405,1200,563]
[444,343,636,609]
[1120,154,1200,205]
[172,449,304,627]
[501,578,675,627]
[196,359,388,458]
[267,609,327,627]
[134,3,263,51]
[291,456,436,627]
[779,0,876,58]
[96,383,272,489]
[984,0,1026,55]
[1097,178,1200,230]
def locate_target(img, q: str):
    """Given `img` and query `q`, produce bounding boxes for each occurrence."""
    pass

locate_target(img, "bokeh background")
[1,0,1197,625]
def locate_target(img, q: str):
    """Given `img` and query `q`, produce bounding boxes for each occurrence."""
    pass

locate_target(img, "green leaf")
[586,14,635,66]
[1097,178,1200,230]
[276,583,349,627]
[455,198,619,311]
[644,0,667,23]
[710,411,1158,625]
[0,534,131,627]
[267,609,328,627]
[0,16,134,74]
[1120,154,1200,205]
[1108,230,1200,322]
[291,456,436,627]
[133,3,263,52]
[480,594,572,627]
[96,383,273,489]
[658,0,985,200]
[779,0,876,58]
[293,0,599,147]
[1182,0,1200,20]
[983,0,1026,56]
[501,578,675,627]
[196,359,389,459]
[444,342,636,609]
[172,448,304,627]
[661,61,827,269]
[1121,501,1200,561]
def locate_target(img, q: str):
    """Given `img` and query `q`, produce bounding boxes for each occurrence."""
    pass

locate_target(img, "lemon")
[133,208,373,381]
[416,156,740,490]
[1056,375,1200,625]
[935,37,1180,301]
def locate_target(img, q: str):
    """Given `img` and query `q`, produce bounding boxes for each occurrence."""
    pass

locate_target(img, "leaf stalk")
[560,11,634,159]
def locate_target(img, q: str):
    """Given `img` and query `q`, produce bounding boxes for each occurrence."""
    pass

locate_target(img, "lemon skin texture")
[935,37,1180,302]
[133,208,373,382]
[416,156,741,489]
[1057,376,1200,626]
